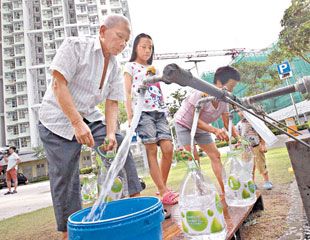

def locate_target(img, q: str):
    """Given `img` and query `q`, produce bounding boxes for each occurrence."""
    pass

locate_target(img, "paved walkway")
[0,180,52,221]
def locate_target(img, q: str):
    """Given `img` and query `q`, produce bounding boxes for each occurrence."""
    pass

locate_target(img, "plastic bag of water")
[222,140,256,207]
[81,174,97,204]
[179,159,227,239]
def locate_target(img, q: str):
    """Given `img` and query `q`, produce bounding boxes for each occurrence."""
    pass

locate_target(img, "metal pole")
[285,77,301,124]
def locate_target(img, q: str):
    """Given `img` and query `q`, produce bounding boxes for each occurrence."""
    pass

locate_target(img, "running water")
[190,107,200,158]
[228,113,233,151]
[83,89,146,222]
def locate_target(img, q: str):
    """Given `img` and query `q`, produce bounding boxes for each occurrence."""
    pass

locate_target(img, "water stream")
[83,89,146,222]
[190,107,200,158]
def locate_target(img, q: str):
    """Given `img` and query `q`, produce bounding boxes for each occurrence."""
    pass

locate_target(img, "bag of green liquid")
[179,157,227,239]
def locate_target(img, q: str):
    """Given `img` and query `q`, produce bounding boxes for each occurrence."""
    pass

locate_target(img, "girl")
[124,33,178,205]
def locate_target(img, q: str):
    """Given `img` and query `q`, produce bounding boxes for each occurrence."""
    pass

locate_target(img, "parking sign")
[277,62,292,79]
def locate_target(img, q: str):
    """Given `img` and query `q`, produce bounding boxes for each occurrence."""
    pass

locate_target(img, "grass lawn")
[0,147,295,240]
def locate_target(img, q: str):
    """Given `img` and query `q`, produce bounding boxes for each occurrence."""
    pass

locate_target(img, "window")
[21,137,29,148]
[12,112,18,121]
[17,83,25,92]
[39,69,44,75]
[100,0,106,4]
[36,36,42,42]
[13,126,19,135]
[20,123,27,133]
[18,96,25,105]
[101,10,107,16]
[80,6,86,13]
[19,109,27,119]
[16,70,25,79]
[12,99,17,108]
[15,23,21,31]
[15,46,22,54]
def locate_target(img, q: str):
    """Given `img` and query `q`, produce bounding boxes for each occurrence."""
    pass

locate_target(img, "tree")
[33,146,46,160]
[268,0,310,64]
[166,88,187,118]
[232,61,282,96]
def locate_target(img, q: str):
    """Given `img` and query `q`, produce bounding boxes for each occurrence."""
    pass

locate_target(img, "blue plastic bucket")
[67,197,165,240]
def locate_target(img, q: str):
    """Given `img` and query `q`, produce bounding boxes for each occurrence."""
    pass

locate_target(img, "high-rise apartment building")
[0,0,131,154]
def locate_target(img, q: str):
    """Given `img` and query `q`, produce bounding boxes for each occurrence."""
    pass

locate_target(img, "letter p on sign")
[277,62,292,79]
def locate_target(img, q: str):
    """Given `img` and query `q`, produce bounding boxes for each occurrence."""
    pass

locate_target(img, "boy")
[174,66,241,193]
[236,111,272,190]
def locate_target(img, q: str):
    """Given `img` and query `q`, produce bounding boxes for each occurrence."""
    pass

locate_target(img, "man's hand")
[213,128,229,142]
[101,134,118,152]
[72,120,95,147]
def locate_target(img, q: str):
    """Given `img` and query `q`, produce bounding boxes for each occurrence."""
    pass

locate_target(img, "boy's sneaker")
[4,191,12,195]
[12,190,17,194]
[263,182,272,190]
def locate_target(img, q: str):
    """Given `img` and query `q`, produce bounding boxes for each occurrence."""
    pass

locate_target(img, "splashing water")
[190,107,200,158]
[83,89,146,222]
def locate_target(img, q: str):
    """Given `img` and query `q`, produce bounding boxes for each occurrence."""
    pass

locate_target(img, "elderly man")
[38,15,142,239]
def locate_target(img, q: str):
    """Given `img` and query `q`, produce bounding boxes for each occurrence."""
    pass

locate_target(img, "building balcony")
[2,8,13,14]
[3,29,14,36]
[4,78,16,85]
[3,41,14,48]
[18,115,29,124]
[2,0,12,3]
[6,132,19,141]
[18,129,31,138]
[3,53,15,60]
[6,117,19,126]
[13,27,24,33]
[45,48,56,55]
[5,104,17,112]
[13,16,23,22]
[5,90,17,99]
[76,0,87,5]
[12,4,23,11]
[4,65,16,72]
[14,50,25,57]
[88,11,98,16]
[2,18,13,25]
[17,101,28,109]
[16,88,27,96]
[16,75,26,83]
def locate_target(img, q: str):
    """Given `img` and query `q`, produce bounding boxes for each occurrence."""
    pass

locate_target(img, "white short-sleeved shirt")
[236,120,260,146]
[39,36,126,140]
[7,152,19,171]
[124,62,167,112]
[174,90,229,133]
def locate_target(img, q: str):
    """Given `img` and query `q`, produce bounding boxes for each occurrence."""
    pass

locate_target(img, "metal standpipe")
[286,134,310,224]
[153,64,310,224]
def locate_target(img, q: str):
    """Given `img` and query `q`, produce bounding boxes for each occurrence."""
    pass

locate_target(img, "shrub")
[80,167,94,175]
[30,175,49,183]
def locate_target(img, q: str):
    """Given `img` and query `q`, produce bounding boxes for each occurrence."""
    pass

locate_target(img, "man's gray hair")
[103,14,130,29]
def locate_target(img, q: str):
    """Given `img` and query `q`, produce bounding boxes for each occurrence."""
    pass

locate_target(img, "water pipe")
[190,96,217,156]
[241,76,310,108]
[228,98,310,149]
[241,106,302,136]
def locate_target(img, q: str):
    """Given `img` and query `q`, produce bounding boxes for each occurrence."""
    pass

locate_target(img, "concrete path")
[0,180,52,221]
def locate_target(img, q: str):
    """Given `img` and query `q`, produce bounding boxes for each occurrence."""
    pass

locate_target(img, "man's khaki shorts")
[253,145,268,175]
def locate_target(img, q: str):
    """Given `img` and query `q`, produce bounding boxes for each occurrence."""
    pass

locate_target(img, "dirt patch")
[240,182,293,239]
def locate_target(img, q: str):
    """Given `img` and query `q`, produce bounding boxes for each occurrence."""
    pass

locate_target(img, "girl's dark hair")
[213,66,240,84]
[129,33,154,65]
